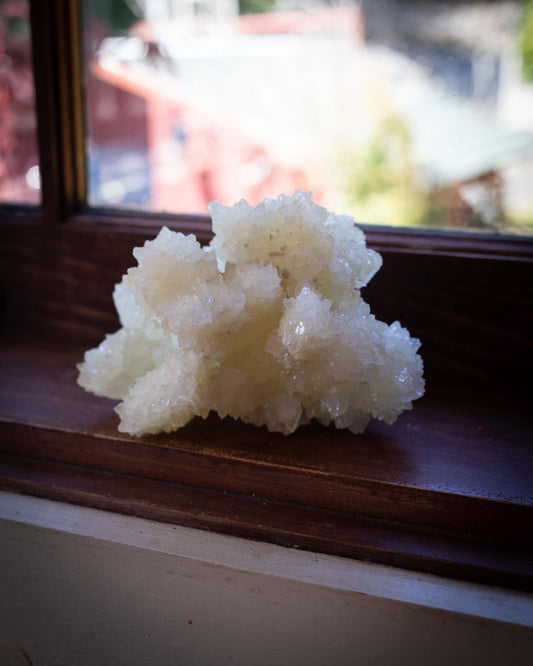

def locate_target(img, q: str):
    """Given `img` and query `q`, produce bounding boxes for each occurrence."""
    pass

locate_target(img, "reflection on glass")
[0,0,39,204]
[83,1,533,234]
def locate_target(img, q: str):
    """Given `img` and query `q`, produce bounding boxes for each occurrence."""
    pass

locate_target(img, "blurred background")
[2,0,533,233]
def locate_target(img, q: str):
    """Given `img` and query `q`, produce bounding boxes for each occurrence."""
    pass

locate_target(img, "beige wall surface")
[0,491,532,666]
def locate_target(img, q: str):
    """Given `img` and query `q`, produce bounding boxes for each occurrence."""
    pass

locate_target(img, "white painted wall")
[0,491,532,666]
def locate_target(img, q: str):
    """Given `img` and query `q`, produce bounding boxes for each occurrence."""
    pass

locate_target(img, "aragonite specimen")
[78,191,424,436]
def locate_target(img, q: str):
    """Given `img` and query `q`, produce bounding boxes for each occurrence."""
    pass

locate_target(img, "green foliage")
[345,115,411,203]
[238,0,276,14]
[84,0,141,35]
[506,209,533,233]
[520,0,533,82]
[336,110,446,228]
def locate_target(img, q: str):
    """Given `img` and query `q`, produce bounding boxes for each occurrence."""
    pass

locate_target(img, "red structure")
[87,7,364,213]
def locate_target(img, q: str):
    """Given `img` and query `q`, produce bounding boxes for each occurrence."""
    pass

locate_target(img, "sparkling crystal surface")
[78,191,424,436]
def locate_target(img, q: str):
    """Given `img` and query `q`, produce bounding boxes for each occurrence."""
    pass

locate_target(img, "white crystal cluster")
[78,191,424,436]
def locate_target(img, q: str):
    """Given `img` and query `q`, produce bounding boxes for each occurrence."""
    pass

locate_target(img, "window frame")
[0,0,532,592]
[26,0,533,254]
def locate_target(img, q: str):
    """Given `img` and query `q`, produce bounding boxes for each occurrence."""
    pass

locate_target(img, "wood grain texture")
[2,453,532,592]
[2,217,532,394]
[29,0,85,224]
[1,0,531,598]
[1,343,531,590]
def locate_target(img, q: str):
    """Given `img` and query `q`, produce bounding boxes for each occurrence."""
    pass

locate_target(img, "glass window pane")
[0,0,40,204]
[83,1,533,234]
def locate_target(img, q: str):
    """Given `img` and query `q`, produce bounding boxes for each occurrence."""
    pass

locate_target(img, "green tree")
[520,0,533,82]
[337,110,445,228]
[239,0,276,14]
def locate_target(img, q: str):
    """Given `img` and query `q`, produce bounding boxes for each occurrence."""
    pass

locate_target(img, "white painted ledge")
[1,490,532,666]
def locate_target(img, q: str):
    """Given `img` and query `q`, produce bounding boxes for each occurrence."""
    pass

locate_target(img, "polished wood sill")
[1,340,532,591]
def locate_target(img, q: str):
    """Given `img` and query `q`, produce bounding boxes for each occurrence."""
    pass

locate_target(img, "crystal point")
[77,191,424,436]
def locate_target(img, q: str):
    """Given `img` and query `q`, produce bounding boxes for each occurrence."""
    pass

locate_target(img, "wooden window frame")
[1,0,532,592]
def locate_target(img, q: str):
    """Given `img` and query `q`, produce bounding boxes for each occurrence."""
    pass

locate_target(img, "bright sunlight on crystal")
[77,191,424,436]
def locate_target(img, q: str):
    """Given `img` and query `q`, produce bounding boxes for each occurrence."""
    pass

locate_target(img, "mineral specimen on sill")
[77,190,424,436]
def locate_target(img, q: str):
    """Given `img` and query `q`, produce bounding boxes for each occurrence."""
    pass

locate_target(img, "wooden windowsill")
[1,339,531,592]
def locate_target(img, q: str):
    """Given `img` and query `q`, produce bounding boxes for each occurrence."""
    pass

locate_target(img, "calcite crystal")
[78,191,424,436]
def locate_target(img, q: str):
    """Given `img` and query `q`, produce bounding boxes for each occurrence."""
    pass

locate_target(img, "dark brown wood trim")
[5,203,531,261]
[29,0,86,224]
[0,343,530,542]
[1,453,531,592]
[71,212,533,260]
[71,209,215,246]
[3,215,532,393]
[2,0,530,597]
[1,342,531,590]
[3,197,533,260]
[363,226,533,260]
[2,416,531,543]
